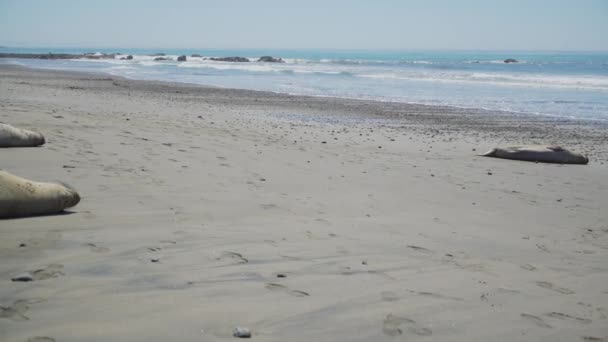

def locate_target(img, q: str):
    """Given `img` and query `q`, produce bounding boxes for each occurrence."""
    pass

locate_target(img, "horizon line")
[2,45,608,54]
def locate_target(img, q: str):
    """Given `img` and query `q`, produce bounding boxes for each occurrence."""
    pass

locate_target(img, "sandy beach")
[1,64,607,341]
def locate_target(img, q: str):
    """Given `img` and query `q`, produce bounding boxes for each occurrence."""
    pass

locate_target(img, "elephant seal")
[0,170,80,218]
[482,145,588,164]
[0,123,45,147]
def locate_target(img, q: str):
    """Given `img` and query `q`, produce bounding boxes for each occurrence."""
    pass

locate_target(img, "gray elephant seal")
[0,123,45,147]
[0,170,80,218]
[482,145,588,164]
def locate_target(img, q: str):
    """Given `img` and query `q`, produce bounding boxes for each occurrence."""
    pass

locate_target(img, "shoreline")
[3,58,608,123]
[1,62,607,342]
[3,62,608,125]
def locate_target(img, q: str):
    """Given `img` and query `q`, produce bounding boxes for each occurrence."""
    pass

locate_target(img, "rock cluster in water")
[0,53,288,64]
[257,56,285,63]
[209,56,251,62]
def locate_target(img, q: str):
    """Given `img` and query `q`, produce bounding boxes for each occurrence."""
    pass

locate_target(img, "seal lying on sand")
[482,145,588,164]
[0,123,45,147]
[0,170,80,218]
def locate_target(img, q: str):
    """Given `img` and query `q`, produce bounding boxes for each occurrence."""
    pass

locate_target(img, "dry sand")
[1,64,607,341]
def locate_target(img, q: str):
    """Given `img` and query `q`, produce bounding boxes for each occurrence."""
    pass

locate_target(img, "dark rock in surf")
[209,56,250,62]
[504,58,518,63]
[177,55,187,62]
[154,57,172,61]
[0,53,114,60]
[126,55,133,60]
[257,56,284,63]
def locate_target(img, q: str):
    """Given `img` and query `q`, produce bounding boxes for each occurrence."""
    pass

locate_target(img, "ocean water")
[2,47,608,120]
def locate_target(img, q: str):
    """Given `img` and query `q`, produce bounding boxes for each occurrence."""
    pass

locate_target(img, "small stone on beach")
[233,327,251,338]
[11,272,34,282]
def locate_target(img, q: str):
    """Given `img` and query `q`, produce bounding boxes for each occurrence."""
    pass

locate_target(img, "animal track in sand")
[536,244,551,253]
[32,264,64,280]
[521,264,537,271]
[536,281,575,295]
[577,302,608,319]
[406,289,464,301]
[214,251,249,265]
[545,312,592,324]
[265,283,309,297]
[406,245,433,254]
[521,313,552,328]
[84,243,110,253]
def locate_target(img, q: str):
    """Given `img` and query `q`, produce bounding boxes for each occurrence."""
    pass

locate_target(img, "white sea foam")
[63,55,608,91]
[357,71,608,90]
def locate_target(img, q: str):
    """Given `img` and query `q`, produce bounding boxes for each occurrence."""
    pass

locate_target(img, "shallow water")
[3,47,607,120]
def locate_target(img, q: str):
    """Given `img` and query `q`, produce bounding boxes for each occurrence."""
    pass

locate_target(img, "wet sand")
[1,64,607,342]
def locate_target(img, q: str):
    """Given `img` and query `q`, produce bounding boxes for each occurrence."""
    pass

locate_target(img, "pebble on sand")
[11,272,34,282]
[233,326,252,338]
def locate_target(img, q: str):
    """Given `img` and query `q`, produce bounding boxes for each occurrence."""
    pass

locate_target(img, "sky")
[0,0,607,51]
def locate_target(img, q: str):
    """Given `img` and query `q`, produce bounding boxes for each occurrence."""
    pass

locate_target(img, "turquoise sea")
[2,47,607,120]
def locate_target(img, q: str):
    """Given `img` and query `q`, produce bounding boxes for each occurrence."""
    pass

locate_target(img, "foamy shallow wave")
[358,71,608,90]
[67,55,608,90]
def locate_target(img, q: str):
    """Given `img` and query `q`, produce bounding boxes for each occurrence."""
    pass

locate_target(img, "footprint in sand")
[409,327,433,336]
[382,314,415,336]
[1,299,44,321]
[536,281,575,295]
[213,251,248,265]
[381,291,400,302]
[12,264,64,282]
[265,283,309,297]
[382,314,432,337]
[521,313,552,328]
